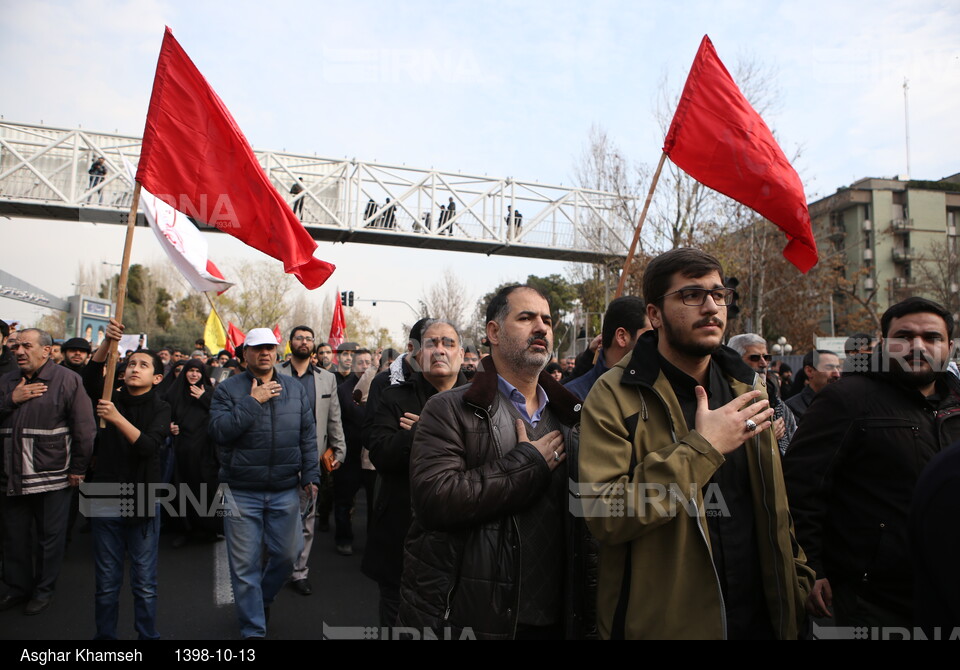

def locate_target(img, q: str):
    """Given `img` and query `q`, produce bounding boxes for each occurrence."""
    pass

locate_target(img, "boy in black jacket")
[82,318,170,640]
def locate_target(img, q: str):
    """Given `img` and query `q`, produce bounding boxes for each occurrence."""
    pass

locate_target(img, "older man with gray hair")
[363,318,468,626]
[727,333,795,455]
[0,328,96,614]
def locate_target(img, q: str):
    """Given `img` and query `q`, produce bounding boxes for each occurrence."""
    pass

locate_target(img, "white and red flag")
[124,159,232,294]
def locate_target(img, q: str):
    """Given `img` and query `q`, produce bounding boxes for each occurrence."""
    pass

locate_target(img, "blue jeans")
[91,513,161,640]
[222,487,302,638]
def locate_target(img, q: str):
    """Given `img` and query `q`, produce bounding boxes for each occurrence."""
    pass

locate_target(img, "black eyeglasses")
[658,287,736,307]
[747,354,773,363]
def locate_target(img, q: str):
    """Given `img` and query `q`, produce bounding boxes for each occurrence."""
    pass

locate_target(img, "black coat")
[168,361,218,486]
[82,360,170,519]
[361,371,466,587]
[337,373,364,469]
[910,438,960,630]
[783,366,960,617]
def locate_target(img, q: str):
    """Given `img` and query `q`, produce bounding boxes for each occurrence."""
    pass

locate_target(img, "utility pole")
[903,78,911,178]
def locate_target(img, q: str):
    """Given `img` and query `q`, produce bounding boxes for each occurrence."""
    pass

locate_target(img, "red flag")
[272,324,283,345]
[206,260,230,296]
[663,35,818,273]
[226,321,245,355]
[328,293,346,352]
[137,27,335,289]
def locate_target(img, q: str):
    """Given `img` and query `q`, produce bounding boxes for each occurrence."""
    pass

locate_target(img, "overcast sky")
[2,0,958,340]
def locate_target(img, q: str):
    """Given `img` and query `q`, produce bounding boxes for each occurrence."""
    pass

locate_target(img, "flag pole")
[615,151,668,298]
[203,291,225,329]
[100,181,142,426]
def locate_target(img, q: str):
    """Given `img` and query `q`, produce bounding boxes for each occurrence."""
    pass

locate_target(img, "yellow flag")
[204,309,227,354]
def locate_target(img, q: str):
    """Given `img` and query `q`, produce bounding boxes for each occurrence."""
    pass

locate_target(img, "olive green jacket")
[579,332,813,639]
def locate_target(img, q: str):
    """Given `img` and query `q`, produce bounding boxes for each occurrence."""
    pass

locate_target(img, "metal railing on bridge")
[0,121,631,263]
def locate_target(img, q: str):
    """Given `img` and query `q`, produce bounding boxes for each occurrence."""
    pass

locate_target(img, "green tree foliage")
[100,264,173,335]
[154,293,209,350]
[344,308,395,350]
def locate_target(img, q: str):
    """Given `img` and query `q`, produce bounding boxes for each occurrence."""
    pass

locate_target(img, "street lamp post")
[771,336,793,356]
[102,261,121,305]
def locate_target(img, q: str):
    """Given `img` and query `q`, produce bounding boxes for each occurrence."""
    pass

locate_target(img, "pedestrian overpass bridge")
[0,120,631,264]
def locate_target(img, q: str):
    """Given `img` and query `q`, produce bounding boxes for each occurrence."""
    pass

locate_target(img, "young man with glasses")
[579,248,813,639]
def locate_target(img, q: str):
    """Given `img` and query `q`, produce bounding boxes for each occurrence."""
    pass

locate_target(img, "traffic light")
[347,291,354,307]
[340,291,347,306]
[724,277,740,319]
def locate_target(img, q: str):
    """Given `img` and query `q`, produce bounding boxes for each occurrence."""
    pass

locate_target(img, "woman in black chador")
[167,359,221,545]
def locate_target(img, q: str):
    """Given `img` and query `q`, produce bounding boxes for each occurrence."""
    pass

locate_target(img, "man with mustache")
[362,319,467,626]
[0,328,95,614]
[784,297,960,629]
[0,321,17,376]
[398,285,585,639]
[208,328,320,639]
[784,349,841,422]
[460,345,480,381]
[580,248,812,639]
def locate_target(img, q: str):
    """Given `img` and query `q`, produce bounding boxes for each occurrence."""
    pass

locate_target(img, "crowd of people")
[0,245,958,640]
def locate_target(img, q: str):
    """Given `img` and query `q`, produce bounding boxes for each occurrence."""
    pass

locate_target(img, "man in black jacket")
[362,319,466,626]
[332,348,373,556]
[0,321,17,376]
[784,349,841,422]
[784,297,960,629]
[60,337,91,375]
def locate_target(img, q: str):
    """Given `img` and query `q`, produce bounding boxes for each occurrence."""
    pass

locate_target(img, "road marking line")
[214,538,234,606]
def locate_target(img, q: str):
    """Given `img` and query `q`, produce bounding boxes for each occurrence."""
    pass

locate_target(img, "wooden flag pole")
[100,181,142,426]
[203,291,222,323]
[615,151,668,298]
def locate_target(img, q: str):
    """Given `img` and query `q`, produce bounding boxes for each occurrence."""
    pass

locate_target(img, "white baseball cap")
[244,328,279,348]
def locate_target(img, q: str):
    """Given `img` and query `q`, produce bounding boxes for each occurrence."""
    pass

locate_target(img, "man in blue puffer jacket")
[209,328,320,640]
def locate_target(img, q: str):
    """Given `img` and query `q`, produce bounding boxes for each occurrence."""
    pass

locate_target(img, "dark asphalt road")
[0,499,379,641]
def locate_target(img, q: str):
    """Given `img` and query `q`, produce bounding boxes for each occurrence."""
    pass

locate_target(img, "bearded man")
[276,325,345,596]
[579,248,812,639]
[784,297,960,629]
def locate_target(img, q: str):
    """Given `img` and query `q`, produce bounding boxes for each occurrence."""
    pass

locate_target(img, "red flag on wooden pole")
[137,27,335,289]
[663,35,818,273]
